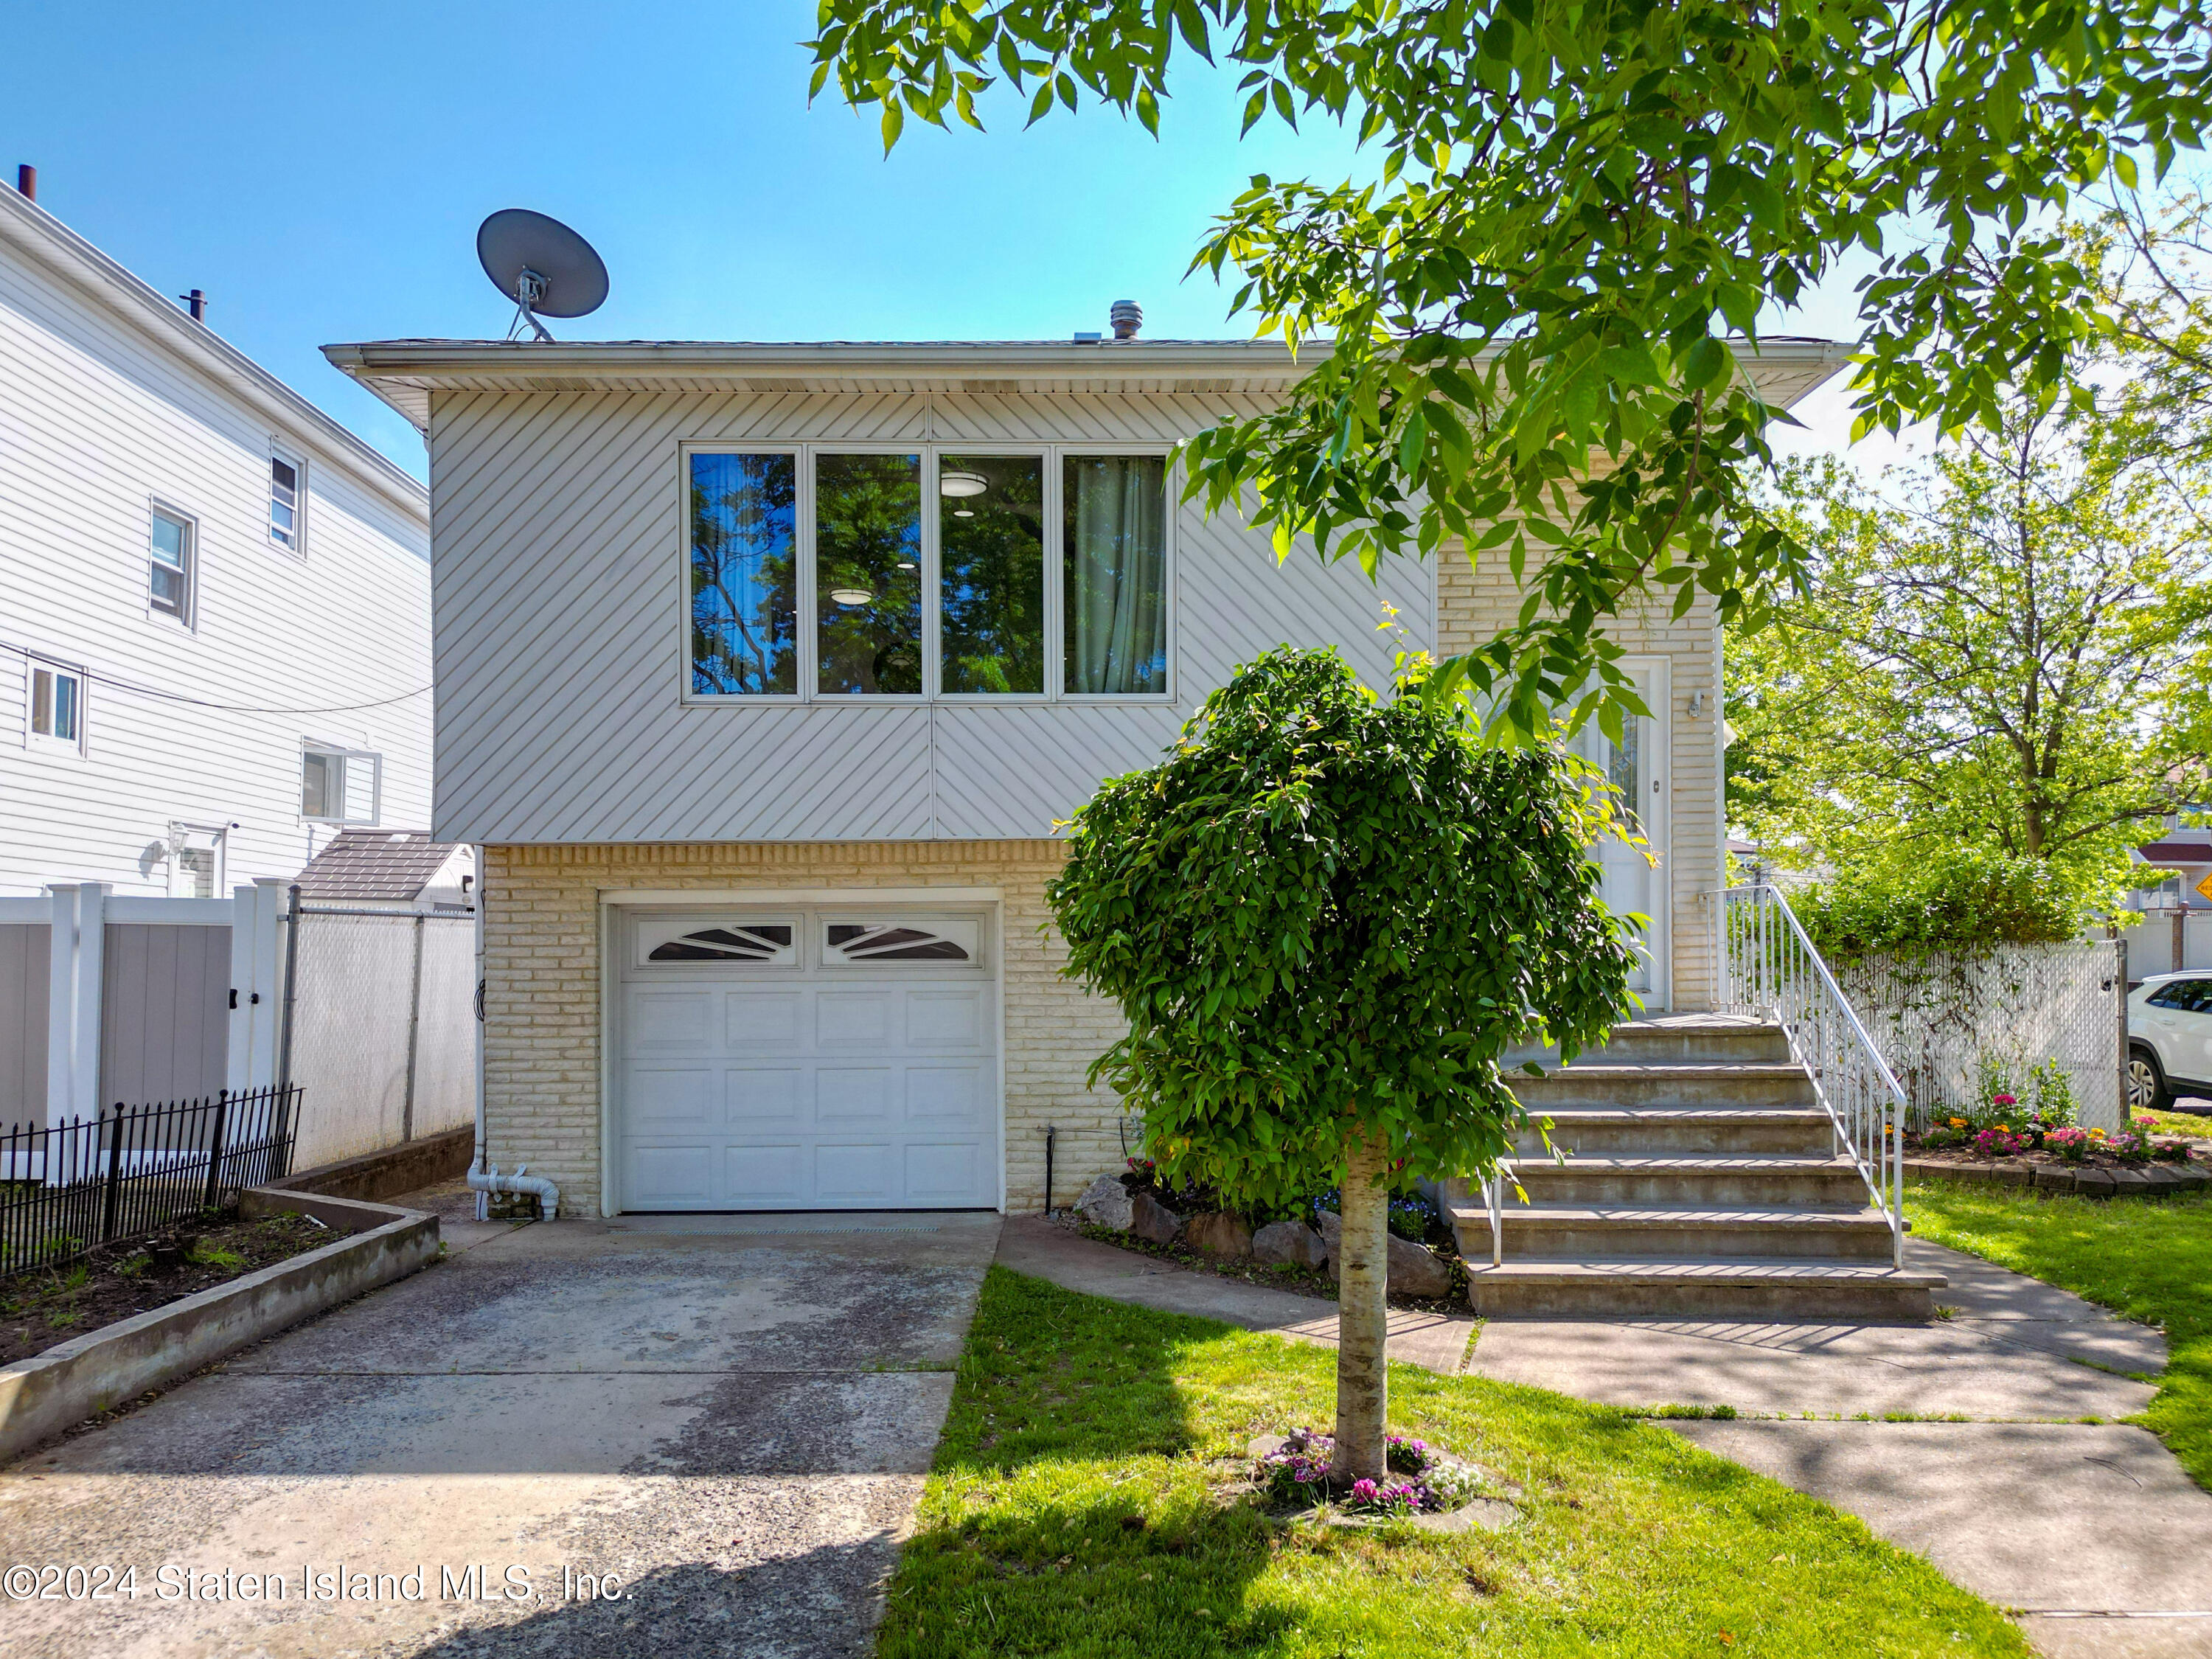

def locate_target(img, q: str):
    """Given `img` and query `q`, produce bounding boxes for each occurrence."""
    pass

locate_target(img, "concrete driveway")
[0,1186,1000,1658]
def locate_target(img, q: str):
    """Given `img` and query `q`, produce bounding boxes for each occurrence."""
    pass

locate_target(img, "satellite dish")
[476,209,608,343]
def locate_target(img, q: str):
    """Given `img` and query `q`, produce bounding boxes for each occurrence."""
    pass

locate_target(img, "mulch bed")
[1051,1211,1471,1317]
[0,1209,352,1367]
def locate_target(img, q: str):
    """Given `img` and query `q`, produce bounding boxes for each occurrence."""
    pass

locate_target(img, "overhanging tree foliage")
[809,0,2212,742]
[1048,648,1637,1479]
[1727,405,2212,903]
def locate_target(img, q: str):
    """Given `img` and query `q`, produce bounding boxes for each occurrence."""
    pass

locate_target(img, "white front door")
[1575,661,1670,1006]
[614,907,1000,1210]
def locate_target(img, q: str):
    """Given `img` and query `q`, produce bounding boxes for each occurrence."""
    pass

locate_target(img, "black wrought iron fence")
[0,1085,299,1280]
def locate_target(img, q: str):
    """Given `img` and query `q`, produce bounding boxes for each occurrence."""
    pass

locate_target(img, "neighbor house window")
[268,452,302,549]
[689,452,798,695]
[939,454,1045,695]
[302,745,380,823]
[150,506,194,620]
[1064,455,1168,695]
[816,453,922,695]
[28,661,85,750]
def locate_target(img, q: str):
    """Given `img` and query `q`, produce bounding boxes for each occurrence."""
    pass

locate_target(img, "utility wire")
[1,636,431,716]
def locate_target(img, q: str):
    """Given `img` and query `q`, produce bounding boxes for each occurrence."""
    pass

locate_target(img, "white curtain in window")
[1066,457,1167,694]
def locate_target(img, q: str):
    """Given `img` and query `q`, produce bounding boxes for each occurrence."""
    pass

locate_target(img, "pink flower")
[1993,1093,2017,1106]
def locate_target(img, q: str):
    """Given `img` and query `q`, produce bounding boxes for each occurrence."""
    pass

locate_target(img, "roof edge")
[0,186,427,522]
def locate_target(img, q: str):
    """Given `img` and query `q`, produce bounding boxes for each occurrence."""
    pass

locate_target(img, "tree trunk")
[1329,1127,1391,1484]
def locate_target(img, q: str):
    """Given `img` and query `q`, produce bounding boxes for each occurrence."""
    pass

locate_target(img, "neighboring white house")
[0,176,432,900]
[328,328,1847,1218]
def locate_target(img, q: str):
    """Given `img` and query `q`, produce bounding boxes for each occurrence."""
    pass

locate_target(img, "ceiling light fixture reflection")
[953,509,975,518]
[829,588,872,606]
[896,560,918,570]
[939,470,990,498]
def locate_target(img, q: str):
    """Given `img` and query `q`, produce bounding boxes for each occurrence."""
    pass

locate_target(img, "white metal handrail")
[1720,882,1907,1267]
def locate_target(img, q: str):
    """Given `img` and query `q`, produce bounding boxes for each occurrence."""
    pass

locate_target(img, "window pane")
[817,453,922,695]
[689,453,798,695]
[302,751,340,818]
[52,673,78,742]
[151,513,187,568]
[31,669,52,736]
[1063,456,1167,695]
[939,455,1044,695]
[271,457,297,546]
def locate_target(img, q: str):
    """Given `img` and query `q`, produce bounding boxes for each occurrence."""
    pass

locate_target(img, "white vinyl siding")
[427,389,1436,844]
[0,215,430,897]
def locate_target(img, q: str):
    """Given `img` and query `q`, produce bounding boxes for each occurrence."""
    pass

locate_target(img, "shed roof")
[295,830,465,902]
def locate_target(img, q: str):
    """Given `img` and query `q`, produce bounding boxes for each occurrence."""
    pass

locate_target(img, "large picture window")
[1065,456,1168,695]
[682,446,1169,701]
[689,452,797,695]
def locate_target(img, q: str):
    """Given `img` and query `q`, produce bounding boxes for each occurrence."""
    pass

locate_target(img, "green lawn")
[2133,1103,2212,1141]
[1907,1182,2212,1488]
[878,1267,2025,1658]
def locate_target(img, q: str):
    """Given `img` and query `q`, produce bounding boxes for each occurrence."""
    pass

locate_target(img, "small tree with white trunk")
[1048,647,1636,1483]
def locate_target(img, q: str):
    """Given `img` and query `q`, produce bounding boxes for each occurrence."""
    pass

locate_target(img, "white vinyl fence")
[1830,941,2125,1132]
[285,906,477,1169]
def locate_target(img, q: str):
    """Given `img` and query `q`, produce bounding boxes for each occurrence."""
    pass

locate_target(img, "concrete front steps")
[1452,1016,1946,1321]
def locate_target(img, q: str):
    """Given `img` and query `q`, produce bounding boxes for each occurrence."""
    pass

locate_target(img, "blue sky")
[4,0,1882,481]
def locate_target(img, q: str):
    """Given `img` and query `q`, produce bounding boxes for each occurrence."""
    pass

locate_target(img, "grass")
[877,1267,2028,1658]
[2132,1103,2212,1141]
[1906,1181,2212,1489]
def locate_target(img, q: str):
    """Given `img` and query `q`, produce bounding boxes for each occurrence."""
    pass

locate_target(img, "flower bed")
[1256,1426,1492,1516]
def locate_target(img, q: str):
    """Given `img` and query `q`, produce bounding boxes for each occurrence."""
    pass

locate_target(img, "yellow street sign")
[2197,869,2212,904]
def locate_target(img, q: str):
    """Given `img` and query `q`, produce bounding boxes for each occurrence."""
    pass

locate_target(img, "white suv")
[2128,971,2212,1111]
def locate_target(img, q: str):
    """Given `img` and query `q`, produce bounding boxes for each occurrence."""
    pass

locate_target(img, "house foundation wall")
[481,840,1127,1217]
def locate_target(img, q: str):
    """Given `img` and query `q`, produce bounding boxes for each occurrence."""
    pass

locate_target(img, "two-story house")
[1,174,432,901]
[328,328,1846,1220]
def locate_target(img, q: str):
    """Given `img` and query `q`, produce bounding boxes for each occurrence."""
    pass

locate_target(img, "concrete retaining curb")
[0,1189,439,1463]
[1905,1155,2211,1197]
[271,1127,473,1204]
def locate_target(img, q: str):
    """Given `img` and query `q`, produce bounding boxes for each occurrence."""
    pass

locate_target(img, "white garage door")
[616,908,999,1211]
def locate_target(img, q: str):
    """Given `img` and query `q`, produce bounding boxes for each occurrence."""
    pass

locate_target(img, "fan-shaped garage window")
[647,923,795,964]
[826,922,970,962]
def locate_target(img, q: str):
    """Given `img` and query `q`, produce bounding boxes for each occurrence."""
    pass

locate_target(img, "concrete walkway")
[0,1183,1001,1659]
[1469,1236,2212,1658]
[995,1216,1480,1374]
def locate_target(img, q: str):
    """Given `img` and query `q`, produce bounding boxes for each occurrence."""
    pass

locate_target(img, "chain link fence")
[283,907,476,1169]
[1831,940,2125,1132]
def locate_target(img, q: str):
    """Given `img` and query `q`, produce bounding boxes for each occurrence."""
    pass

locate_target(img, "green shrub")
[1792,846,2086,961]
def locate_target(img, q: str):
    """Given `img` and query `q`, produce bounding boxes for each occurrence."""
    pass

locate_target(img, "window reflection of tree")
[940,456,1045,694]
[689,455,796,695]
[818,454,923,695]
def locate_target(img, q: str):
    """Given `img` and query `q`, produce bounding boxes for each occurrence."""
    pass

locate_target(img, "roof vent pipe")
[15,164,34,202]
[1110,299,1143,341]
[181,289,207,322]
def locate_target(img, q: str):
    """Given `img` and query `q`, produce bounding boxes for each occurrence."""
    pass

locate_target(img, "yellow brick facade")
[1437,553,1725,1013]
[481,839,1129,1217]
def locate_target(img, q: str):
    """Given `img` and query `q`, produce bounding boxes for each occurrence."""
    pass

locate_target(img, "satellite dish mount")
[476,209,608,344]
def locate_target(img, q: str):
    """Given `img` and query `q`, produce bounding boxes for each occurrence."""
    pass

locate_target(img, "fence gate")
[282,901,477,1169]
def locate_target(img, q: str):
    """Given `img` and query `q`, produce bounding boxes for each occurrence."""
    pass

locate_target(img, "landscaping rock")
[1129,1192,1184,1247]
[1316,1211,1453,1298]
[1253,1220,1329,1270]
[2032,1164,2077,1192]
[2073,1167,2117,1196]
[1186,1211,1255,1259]
[2108,1167,2155,1196]
[1075,1174,1134,1231]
